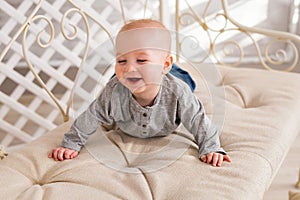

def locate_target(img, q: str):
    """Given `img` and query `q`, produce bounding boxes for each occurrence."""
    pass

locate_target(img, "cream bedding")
[1,64,300,200]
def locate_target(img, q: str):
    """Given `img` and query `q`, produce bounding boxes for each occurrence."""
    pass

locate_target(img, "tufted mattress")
[1,64,300,200]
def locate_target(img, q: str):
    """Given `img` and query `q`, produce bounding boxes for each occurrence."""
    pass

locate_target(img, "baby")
[49,19,231,167]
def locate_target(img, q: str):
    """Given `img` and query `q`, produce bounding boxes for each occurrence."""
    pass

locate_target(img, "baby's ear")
[163,55,173,74]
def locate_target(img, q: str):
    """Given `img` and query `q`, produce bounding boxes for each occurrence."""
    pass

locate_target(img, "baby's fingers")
[70,151,79,158]
[210,153,226,167]
[50,147,66,161]
[64,150,78,159]
[223,155,232,163]
[48,150,54,158]
[56,148,66,161]
[48,148,61,160]
[214,154,223,167]
[63,150,72,159]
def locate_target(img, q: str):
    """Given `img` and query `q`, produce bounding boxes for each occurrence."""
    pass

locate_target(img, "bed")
[1,0,300,199]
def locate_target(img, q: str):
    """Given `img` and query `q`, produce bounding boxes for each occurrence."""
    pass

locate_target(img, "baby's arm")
[48,103,104,161]
[48,83,115,161]
[48,147,78,161]
[200,152,231,167]
[177,85,231,166]
[48,102,101,162]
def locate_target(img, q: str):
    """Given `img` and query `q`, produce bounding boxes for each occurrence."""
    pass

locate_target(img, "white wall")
[229,0,291,32]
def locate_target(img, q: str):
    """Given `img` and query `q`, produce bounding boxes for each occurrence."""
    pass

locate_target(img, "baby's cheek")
[115,67,122,79]
[138,64,164,85]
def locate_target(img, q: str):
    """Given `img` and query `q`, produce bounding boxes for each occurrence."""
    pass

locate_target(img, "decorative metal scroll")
[0,0,160,150]
[175,0,300,71]
[22,9,90,122]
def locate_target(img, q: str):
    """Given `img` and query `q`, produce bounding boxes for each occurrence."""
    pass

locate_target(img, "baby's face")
[115,26,171,96]
[115,49,168,95]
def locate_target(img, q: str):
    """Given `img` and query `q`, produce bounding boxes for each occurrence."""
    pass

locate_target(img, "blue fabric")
[110,63,196,92]
[170,63,196,92]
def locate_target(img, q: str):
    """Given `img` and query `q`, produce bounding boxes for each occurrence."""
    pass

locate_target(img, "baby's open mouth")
[127,77,142,83]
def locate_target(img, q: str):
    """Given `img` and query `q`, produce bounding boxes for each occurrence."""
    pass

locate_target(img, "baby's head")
[115,19,173,96]
[115,19,171,57]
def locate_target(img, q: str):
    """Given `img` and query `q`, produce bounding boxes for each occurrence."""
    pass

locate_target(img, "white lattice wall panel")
[0,0,160,151]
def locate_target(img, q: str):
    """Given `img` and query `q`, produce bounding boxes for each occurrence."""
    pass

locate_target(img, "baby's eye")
[117,60,126,64]
[137,59,147,63]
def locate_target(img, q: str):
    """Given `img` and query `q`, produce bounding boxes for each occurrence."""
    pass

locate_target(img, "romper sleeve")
[61,84,115,152]
[177,86,226,158]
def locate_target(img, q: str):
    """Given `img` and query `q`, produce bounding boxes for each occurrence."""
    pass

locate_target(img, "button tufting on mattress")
[222,82,271,109]
[31,178,49,187]
[32,183,44,187]
[222,84,247,108]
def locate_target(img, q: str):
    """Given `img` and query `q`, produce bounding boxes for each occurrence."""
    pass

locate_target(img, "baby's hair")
[117,19,171,53]
[119,19,167,32]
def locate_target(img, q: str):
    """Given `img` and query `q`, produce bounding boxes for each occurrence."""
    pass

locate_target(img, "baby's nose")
[124,63,137,72]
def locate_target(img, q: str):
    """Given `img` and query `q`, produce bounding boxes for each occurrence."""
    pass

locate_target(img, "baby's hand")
[200,152,231,167]
[48,147,78,161]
